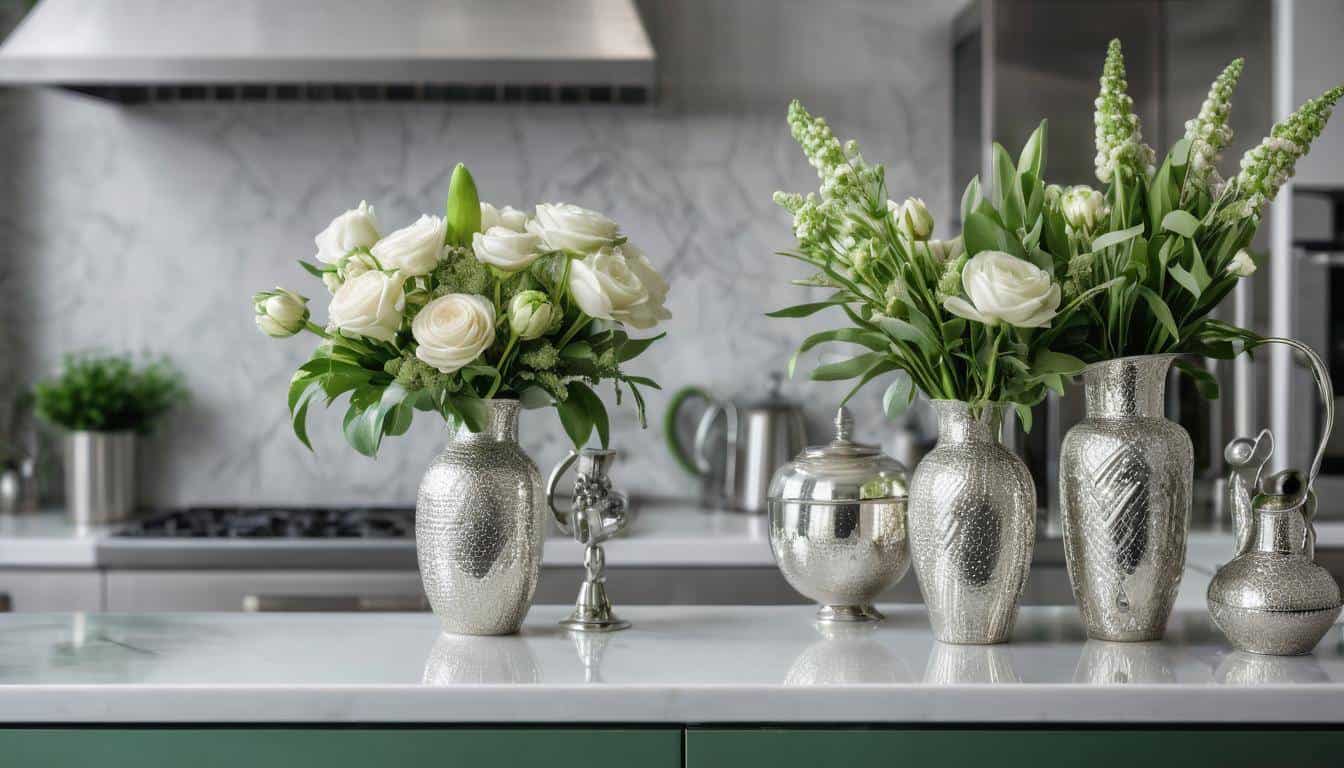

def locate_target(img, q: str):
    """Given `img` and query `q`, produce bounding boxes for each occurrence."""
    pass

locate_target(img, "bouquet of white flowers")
[253,164,668,456]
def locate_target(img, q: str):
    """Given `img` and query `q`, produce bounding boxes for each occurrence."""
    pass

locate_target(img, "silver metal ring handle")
[546,449,579,534]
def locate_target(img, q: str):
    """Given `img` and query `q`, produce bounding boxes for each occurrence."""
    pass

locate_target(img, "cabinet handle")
[0,592,10,612]
[242,594,428,612]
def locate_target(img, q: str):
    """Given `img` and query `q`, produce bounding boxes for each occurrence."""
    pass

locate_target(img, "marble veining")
[0,1,956,505]
[0,605,1343,723]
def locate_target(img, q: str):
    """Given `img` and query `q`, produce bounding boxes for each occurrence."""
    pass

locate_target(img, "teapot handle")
[664,387,713,476]
[1261,337,1333,489]
[546,449,579,534]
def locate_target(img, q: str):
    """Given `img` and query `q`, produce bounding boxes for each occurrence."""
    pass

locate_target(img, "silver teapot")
[546,448,631,632]
[1209,338,1342,655]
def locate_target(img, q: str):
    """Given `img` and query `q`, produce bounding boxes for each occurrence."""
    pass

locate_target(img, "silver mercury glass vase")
[907,400,1035,645]
[416,399,545,636]
[1059,354,1192,642]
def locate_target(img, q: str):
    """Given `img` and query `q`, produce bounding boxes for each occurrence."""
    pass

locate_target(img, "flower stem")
[557,315,588,350]
[486,333,517,399]
[303,321,331,339]
[980,327,1003,404]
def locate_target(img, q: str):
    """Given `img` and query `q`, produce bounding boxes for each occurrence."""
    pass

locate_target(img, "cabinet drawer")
[686,729,1344,768]
[0,728,681,768]
[0,569,103,612]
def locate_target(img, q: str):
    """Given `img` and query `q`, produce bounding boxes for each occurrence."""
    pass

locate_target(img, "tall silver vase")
[416,399,545,635]
[1060,354,1192,642]
[907,400,1035,644]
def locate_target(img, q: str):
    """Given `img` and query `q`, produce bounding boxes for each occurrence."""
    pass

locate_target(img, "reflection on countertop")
[1,605,1343,723]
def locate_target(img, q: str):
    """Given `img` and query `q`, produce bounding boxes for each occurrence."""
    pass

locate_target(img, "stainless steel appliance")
[666,375,809,514]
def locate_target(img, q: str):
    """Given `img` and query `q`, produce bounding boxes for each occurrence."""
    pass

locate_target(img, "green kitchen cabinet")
[0,728,681,768]
[686,728,1344,768]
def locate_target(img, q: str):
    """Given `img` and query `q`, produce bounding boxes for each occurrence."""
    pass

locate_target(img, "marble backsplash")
[0,1,956,505]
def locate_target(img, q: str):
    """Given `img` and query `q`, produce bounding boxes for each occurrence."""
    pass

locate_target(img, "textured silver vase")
[907,400,1034,645]
[416,399,545,636]
[1060,354,1192,642]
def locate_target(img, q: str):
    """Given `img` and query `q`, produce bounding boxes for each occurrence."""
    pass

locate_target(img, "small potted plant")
[31,354,185,526]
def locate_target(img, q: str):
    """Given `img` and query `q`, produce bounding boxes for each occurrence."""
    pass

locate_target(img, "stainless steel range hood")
[0,0,656,103]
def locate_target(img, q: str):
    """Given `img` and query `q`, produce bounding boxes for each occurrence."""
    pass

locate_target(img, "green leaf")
[1032,350,1088,375]
[289,379,323,452]
[877,316,938,358]
[1089,223,1145,253]
[1161,210,1200,238]
[1014,403,1034,434]
[616,332,665,362]
[882,373,914,419]
[1137,285,1180,341]
[556,383,594,448]
[450,394,489,433]
[788,328,889,378]
[298,260,334,278]
[566,381,609,448]
[384,401,414,436]
[1168,263,1202,299]
[811,352,889,382]
[1189,240,1212,292]
[1174,359,1219,399]
[1017,120,1047,181]
[840,360,897,406]
[960,176,981,224]
[444,163,482,247]
[518,386,552,410]
[964,211,1025,258]
[766,299,847,318]
[993,143,1023,230]
[560,341,595,360]
[1148,157,1173,232]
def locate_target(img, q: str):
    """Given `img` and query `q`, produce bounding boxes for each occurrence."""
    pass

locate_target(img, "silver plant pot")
[907,400,1035,645]
[1059,354,1192,642]
[416,399,545,636]
[64,430,136,528]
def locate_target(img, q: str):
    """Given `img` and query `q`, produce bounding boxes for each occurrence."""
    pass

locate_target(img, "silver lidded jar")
[768,408,910,623]
[907,400,1034,645]
[416,399,545,635]
[1059,354,1192,642]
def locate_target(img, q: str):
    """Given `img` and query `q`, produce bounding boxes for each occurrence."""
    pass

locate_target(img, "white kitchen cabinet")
[0,569,103,612]
[105,570,428,612]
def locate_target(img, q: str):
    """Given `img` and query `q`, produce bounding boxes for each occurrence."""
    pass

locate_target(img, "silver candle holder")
[546,448,630,632]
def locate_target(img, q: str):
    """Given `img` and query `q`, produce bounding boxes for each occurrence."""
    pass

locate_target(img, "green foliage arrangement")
[32,354,185,433]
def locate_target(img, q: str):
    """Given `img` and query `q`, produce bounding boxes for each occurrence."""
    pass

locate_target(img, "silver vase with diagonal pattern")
[907,400,1035,644]
[1060,354,1192,642]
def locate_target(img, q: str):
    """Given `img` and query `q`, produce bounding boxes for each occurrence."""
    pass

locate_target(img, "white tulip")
[472,226,543,272]
[943,250,1061,329]
[412,293,496,374]
[509,290,557,341]
[895,197,934,241]
[314,201,380,265]
[1227,249,1257,277]
[568,245,654,326]
[371,214,446,277]
[328,271,405,342]
[1061,185,1106,232]
[926,236,965,265]
[481,202,529,233]
[253,288,309,338]
[529,203,620,253]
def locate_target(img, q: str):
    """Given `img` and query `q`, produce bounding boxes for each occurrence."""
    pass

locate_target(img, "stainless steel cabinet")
[0,569,103,612]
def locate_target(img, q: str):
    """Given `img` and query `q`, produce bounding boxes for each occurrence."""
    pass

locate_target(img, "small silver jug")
[546,448,631,632]
[1208,338,1343,656]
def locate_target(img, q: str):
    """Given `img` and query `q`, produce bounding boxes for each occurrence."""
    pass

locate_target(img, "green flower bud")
[253,288,309,338]
[895,197,934,241]
[509,290,557,341]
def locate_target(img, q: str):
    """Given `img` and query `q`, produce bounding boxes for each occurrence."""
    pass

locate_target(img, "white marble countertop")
[0,604,1341,724]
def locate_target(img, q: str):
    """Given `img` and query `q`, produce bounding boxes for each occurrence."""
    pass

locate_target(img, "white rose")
[314,201,380,265]
[619,244,671,329]
[371,214,446,277]
[328,271,406,342]
[480,202,529,233]
[529,203,620,253]
[568,245,650,324]
[1227,248,1257,277]
[412,293,496,374]
[472,226,543,272]
[943,250,1061,328]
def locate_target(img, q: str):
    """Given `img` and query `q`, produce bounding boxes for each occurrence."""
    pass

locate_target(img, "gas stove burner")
[116,506,415,539]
